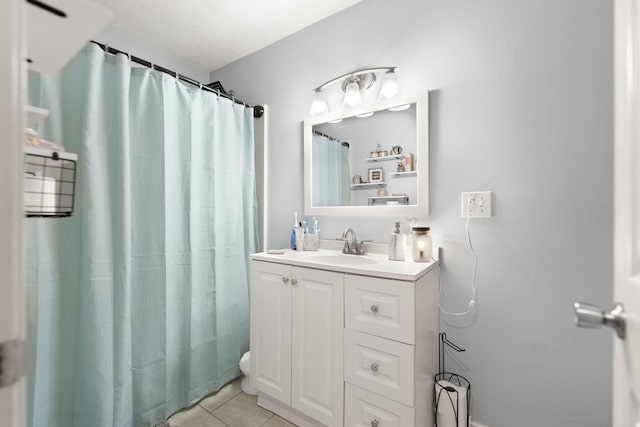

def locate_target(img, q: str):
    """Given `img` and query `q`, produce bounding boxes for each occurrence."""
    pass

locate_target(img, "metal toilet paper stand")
[434,333,471,427]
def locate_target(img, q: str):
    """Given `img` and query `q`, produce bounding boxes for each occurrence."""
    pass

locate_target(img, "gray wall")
[210,1,614,425]
[95,25,210,82]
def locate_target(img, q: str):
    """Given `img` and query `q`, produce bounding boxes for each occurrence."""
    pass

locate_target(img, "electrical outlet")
[461,191,493,218]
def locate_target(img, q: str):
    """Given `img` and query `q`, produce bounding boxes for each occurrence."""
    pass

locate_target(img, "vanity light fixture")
[343,77,363,107]
[309,90,329,115]
[379,70,400,100]
[309,66,399,115]
[388,104,411,112]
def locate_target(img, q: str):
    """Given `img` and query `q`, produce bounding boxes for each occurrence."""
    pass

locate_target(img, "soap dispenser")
[388,222,406,261]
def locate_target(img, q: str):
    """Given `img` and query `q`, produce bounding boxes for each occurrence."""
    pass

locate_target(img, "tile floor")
[168,379,296,427]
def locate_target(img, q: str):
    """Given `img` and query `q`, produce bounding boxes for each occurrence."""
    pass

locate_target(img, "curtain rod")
[313,130,349,148]
[90,40,264,118]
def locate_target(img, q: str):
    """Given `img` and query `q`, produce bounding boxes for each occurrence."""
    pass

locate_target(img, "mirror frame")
[303,92,429,217]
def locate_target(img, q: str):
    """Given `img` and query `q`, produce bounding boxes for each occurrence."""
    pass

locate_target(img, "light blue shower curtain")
[312,133,350,206]
[26,44,259,427]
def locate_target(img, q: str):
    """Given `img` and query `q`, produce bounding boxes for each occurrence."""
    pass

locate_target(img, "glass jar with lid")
[411,227,432,262]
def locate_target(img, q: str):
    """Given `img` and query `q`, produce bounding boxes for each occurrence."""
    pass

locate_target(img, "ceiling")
[92,0,364,72]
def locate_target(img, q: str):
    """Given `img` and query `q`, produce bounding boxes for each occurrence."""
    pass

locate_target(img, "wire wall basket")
[435,333,471,427]
[24,147,77,218]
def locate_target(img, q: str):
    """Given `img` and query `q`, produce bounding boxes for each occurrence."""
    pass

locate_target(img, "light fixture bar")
[313,66,398,92]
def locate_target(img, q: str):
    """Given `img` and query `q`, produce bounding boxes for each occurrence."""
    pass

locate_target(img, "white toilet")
[239,351,257,395]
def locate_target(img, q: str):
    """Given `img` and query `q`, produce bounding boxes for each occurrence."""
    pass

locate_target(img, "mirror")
[304,93,428,217]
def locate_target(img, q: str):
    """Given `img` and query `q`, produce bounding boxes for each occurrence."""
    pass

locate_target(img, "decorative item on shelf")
[352,174,363,184]
[397,162,405,172]
[378,150,388,157]
[405,153,415,171]
[377,188,387,196]
[370,151,379,158]
[390,145,403,155]
[25,128,66,151]
[308,66,400,115]
[368,167,384,183]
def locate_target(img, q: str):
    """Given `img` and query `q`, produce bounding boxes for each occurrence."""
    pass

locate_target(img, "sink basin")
[306,254,378,266]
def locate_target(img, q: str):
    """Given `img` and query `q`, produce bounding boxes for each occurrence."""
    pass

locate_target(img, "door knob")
[574,302,626,339]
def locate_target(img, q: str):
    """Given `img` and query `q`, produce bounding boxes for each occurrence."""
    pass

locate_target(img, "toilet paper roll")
[24,176,57,214]
[435,379,468,427]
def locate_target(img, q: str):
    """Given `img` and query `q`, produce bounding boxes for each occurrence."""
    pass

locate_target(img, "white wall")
[210,0,613,425]
[95,25,210,82]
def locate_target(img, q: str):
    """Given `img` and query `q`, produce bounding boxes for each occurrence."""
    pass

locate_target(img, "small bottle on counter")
[388,222,406,261]
[290,212,298,250]
[411,227,432,262]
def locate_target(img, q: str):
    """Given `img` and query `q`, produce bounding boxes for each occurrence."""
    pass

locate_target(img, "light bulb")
[309,90,328,115]
[343,79,362,107]
[379,70,399,99]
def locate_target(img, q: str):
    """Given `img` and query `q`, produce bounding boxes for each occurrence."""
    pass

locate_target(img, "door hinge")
[0,339,26,388]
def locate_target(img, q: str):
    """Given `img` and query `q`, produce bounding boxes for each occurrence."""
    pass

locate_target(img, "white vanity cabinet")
[250,250,438,427]
[251,260,345,427]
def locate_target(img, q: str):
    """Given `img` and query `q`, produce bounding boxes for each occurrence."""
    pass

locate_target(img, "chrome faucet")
[340,228,368,255]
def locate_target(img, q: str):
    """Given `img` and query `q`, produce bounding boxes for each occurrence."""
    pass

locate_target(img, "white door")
[0,0,26,426]
[613,0,640,424]
[291,267,344,427]
[250,261,292,404]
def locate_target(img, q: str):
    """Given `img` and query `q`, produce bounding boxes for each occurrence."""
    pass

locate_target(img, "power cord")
[438,197,478,316]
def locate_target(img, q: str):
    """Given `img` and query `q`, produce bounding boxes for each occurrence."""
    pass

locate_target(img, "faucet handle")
[355,240,372,255]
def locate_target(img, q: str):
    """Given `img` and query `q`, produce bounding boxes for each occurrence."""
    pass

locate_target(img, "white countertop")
[251,248,436,281]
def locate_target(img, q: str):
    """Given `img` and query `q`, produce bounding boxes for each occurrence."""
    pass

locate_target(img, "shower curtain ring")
[176,71,179,80]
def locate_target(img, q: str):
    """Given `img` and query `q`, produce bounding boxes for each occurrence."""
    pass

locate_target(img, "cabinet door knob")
[370,362,379,372]
[291,279,298,286]
[282,277,289,283]
[370,305,379,313]
[371,419,379,427]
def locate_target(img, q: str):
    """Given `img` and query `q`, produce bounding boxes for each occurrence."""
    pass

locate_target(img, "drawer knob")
[371,420,379,427]
[291,278,298,286]
[370,305,379,313]
[282,277,289,283]
[370,362,379,372]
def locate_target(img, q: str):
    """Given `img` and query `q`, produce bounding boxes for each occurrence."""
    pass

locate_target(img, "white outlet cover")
[461,191,493,218]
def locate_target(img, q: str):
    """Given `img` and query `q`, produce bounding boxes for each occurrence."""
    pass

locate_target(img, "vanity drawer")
[345,383,415,427]
[344,329,414,406]
[345,275,415,345]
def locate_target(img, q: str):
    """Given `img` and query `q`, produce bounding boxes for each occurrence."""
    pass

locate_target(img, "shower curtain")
[26,44,259,427]
[312,133,350,206]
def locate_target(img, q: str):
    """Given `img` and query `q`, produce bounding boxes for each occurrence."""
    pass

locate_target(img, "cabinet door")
[291,267,344,427]
[250,261,292,404]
